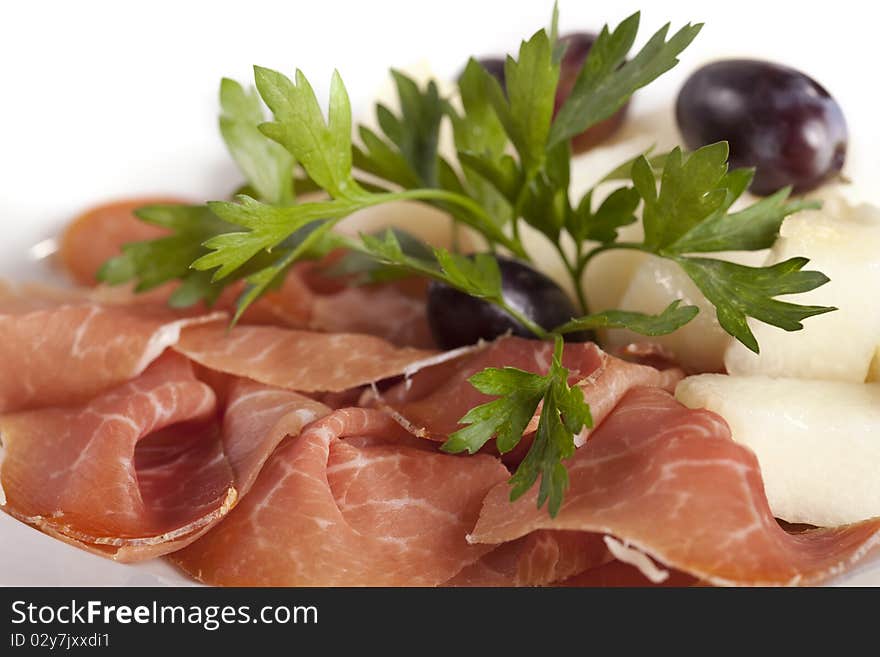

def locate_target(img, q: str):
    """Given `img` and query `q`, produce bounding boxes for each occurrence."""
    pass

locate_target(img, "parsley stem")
[381,189,528,259]
[511,217,522,244]
[550,239,590,316]
[498,299,551,340]
[579,242,647,271]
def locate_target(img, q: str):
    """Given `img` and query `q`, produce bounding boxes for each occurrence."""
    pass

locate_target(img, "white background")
[1,0,879,585]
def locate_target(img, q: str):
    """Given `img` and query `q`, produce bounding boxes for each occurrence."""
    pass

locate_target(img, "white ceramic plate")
[2,0,879,586]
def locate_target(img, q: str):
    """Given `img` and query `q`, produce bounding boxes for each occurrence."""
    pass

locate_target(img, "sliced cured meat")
[219,379,331,492]
[561,560,698,587]
[58,199,432,347]
[469,387,880,586]
[0,353,219,559]
[374,336,682,445]
[0,285,223,412]
[309,280,433,349]
[59,197,181,286]
[446,530,611,587]
[0,358,329,562]
[171,407,509,586]
[174,324,438,393]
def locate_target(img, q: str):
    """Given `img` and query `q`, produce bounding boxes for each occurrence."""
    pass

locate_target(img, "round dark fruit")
[676,59,847,195]
[426,255,591,349]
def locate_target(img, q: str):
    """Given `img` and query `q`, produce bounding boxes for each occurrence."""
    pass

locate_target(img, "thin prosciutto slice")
[174,324,439,393]
[170,406,509,586]
[0,357,329,561]
[469,387,880,586]
[447,531,611,587]
[308,280,433,348]
[375,336,682,445]
[58,201,434,347]
[0,284,222,412]
[59,197,180,286]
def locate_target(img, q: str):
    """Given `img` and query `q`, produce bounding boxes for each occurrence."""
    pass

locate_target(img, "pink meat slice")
[309,281,433,349]
[374,336,682,444]
[560,560,698,587]
[170,407,509,586]
[469,387,880,586]
[0,356,328,562]
[446,530,611,587]
[57,202,432,346]
[0,283,223,412]
[173,324,438,393]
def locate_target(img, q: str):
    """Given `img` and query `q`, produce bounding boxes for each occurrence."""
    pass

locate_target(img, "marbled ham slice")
[0,284,223,412]
[375,336,682,446]
[0,357,329,561]
[59,198,180,286]
[561,561,698,587]
[58,200,433,347]
[446,531,611,587]
[174,325,438,393]
[469,387,880,586]
[309,279,433,348]
[170,407,509,586]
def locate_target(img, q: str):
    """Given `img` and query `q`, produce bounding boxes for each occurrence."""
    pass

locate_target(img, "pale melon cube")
[725,201,880,381]
[676,374,880,526]
[867,346,880,382]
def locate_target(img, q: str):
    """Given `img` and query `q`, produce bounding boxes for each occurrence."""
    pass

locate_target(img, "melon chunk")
[675,374,880,526]
[724,200,880,382]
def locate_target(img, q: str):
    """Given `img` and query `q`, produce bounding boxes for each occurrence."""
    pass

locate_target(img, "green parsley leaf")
[353,70,445,191]
[567,186,640,243]
[486,28,559,170]
[232,217,342,324]
[98,204,234,304]
[442,367,547,455]
[358,229,442,279]
[381,71,444,186]
[325,228,434,283]
[667,183,820,254]
[353,125,421,189]
[434,249,502,300]
[599,147,672,182]
[674,256,836,353]
[554,300,699,336]
[446,336,592,516]
[449,59,514,227]
[456,151,522,203]
[193,195,357,280]
[635,143,730,251]
[549,13,702,147]
[515,140,572,242]
[219,78,296,205]
[255,66,364,201]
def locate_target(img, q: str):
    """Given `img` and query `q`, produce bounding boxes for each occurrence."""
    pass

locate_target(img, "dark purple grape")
[676,59,847,195]
[556,32,629,153]
[426,255,591,349]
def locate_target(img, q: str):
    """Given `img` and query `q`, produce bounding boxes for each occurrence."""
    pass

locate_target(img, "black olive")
[676,59,847,195]
[426,255,592,349]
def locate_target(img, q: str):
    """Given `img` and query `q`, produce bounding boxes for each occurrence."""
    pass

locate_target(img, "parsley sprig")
[99,7,835,516]
[442,336,591,516]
